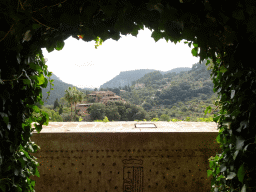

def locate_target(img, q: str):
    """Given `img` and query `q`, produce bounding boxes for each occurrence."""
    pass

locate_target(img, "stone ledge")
[30,121,220,133]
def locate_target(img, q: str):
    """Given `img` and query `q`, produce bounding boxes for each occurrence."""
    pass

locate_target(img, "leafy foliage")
[1,0,256,192]
[87,101,149,121]
[160,114,171,121]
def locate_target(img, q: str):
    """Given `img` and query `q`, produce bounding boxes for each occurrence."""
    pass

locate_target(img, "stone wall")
[28,122,221,192]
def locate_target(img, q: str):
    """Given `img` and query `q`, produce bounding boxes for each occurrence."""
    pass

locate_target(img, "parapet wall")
[28,121,222,192]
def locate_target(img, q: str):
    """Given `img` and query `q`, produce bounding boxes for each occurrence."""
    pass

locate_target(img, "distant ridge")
[41,71,94,106]
[99,67,192,89]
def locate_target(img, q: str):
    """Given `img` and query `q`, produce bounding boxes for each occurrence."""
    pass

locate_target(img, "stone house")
[76,91,126,118]
[75,103,93,115]
[88,91,115,102]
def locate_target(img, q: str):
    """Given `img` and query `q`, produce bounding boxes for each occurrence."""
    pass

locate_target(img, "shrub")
[94,116,109,123]
[103,116,109,122]
[171,118,182,122]
[185,117,191,121]
[151,118,159,122]
[160,114,171,122]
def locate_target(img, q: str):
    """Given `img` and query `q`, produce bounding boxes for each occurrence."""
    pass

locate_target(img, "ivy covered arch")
[1,0,256,191]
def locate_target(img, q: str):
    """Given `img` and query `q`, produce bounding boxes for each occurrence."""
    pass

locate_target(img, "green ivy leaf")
[219,164,226,172]
[236,136,245,150]
[0,113,9,126]
[191,47,198,56]
[164,36,169,43]
[46,44,55,53]
[14,168,19,176]
[232,9,245,20]
[226,172,236,180]
[47,71,53,77]
[193,43,198,47]
[207,170,212,177]
[55,41,65,51]
[23,79,31,85]
[217,175,225,181]
[151,31,162,42]
[216,166,220,175]
[32,24,41,30]
[94,36,103,49]
[131,28,139,36]
[216,134,221,144]
[237,164,245,183]
[0,184,6,191]
[18,157,26,168]
[219,13,230,24]
[34,166,40,177]
[41,77,48,88]
[220,65,227,73]
[204,106,212,115]
[37,74,45,85]
[233,149,239,160]
[247,16,256,33]
[230,90,235,99]
[28,63,42,73]
[241,184,246,192]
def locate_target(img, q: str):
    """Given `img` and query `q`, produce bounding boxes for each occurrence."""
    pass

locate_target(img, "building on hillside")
[88,91,116,102]
[77,91,126,120]
[76,103,93,115]
[75,103,94,121]
[101,95,125,104]
[91,91,115,97]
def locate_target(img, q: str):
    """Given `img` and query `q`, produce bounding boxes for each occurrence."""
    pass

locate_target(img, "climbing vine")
[0,0,256,191]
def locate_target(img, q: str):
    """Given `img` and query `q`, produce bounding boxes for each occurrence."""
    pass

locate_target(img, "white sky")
[42,26,200,89]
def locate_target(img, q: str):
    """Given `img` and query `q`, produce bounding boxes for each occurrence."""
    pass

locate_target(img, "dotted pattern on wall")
[29,133,221,192]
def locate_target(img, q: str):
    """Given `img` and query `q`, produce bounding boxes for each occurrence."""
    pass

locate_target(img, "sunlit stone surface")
[29,121,222,192]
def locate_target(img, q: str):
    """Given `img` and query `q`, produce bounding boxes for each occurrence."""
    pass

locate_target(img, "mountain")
[41,71,94,106]
[99,69,157,89]
[40,61,206,106]
[118,58,219,114]
[99,67,192,89]
[161,67,192,75]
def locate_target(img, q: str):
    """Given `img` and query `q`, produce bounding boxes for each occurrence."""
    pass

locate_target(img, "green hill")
[41,71,93,106]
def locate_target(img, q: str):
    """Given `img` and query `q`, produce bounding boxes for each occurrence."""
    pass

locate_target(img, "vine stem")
[0,24,15,42]
[32,17,56,30]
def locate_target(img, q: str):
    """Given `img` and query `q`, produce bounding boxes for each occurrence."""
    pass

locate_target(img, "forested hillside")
[106,59,220,121]
[37,59,220,122]
[41,71,93,106]
[99,67,191,89]
[99,69,157,89]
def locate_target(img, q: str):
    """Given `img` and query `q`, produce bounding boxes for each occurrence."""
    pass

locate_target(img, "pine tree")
[64,87,76,121]
[59,105,63,115]
[53,98,60,110]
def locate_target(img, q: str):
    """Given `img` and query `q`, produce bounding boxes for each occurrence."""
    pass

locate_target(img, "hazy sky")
[42,26,201,89]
